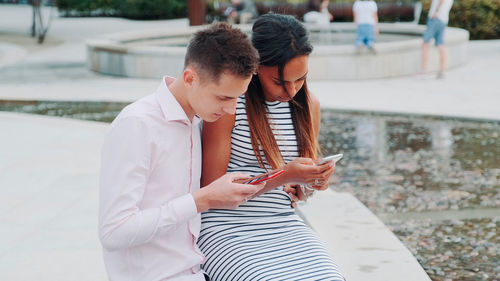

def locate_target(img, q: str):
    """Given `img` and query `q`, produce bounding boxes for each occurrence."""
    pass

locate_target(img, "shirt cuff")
[160,193,198,227]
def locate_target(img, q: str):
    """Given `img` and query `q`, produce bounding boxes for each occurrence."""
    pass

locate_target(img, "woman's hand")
[283,184,299,208]
[310,160,336,191]
[283,157,336,190]
[283,183,317,208]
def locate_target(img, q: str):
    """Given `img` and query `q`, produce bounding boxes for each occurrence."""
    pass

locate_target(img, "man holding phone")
[98,23,261,281]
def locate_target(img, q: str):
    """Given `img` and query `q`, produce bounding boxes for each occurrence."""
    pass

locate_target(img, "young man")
[99,23,260,281]
[421,0,454,78]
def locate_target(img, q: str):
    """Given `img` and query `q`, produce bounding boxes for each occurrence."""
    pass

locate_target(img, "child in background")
[353,0,378,54]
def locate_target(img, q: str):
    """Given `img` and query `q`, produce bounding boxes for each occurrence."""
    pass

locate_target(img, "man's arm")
[352,3,358,24]
[98,117,198,252]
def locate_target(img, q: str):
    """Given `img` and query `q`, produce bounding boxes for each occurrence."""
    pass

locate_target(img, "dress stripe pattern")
[198,95,344,281]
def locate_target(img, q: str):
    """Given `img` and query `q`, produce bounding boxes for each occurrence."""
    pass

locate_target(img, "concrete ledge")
[86,23,469,80]
[297,189,431,281]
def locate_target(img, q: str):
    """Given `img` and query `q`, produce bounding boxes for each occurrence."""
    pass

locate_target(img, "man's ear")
[183,67,197,88]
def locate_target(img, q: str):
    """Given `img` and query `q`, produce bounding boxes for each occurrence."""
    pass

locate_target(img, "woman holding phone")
[198,13,344,281]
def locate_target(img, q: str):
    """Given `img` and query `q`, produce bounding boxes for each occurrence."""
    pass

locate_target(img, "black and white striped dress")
[198,95,344,281]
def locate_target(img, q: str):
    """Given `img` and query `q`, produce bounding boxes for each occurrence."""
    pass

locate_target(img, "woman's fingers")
[294,157,315,165]
[314,162,335,174]
[283,185,297,195]
[288,192,299,203]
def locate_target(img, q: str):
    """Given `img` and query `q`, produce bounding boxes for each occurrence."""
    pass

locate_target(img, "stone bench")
[297,189,432,281]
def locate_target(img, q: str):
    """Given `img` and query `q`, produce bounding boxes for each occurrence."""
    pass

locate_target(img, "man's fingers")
[229,172,250,180]
[229,172,252,184]
[238,183,263,195]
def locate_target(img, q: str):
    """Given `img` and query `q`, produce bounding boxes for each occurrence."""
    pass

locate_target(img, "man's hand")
[193,173,264,212]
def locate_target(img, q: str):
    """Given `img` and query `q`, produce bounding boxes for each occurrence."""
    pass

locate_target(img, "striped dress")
[198,95,344,281]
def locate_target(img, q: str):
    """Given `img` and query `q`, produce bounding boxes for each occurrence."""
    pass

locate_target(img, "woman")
[198,14,344,281]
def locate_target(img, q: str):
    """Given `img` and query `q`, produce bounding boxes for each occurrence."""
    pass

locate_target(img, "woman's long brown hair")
[246,14,318,170]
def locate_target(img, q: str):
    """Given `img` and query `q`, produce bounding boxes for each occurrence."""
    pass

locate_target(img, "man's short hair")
[185,22,259,82]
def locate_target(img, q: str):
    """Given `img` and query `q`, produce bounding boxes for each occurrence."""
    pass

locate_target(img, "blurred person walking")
[421,0,454,79]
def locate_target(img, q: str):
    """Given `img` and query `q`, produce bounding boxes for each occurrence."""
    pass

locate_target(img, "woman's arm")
[201,114,236,187]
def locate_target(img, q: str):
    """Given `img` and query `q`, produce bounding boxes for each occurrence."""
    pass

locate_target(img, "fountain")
[86,23,469,80]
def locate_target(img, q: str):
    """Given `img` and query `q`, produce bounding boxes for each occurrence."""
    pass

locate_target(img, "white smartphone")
[317,154,343,165]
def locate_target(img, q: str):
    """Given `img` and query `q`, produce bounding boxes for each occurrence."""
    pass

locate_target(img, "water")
[0,100,126,123]
[1,100,499,280]
[319,110,500,213]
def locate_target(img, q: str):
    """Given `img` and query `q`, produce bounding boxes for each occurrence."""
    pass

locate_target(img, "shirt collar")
[155,76,201,125]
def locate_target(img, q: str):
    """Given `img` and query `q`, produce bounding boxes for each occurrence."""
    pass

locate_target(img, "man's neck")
[167,77,196,122]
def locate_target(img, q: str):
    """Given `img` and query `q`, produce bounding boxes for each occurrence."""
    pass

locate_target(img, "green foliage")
[420,0,500,40]
[56,0,114,15]
[112,0,186,19]
[56,0,186,19]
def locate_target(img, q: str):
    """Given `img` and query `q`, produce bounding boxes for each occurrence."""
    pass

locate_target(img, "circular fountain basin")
[86,23,469,80]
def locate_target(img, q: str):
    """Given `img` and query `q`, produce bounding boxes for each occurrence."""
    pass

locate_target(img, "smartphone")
[241,170,285,185]
[317,154,343,165]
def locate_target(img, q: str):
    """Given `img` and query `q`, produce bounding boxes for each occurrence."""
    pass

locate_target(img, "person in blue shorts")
[421,0,454,78]
[353,0,378,54]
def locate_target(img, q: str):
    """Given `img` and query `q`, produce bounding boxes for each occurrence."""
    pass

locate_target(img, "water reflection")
[320,110,500,213]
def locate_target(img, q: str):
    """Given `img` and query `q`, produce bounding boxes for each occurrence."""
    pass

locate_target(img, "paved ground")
[0,3,497,281]
[0,112,108,280]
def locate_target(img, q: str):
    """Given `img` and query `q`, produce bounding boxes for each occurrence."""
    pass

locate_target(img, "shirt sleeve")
[98,116,198,252]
